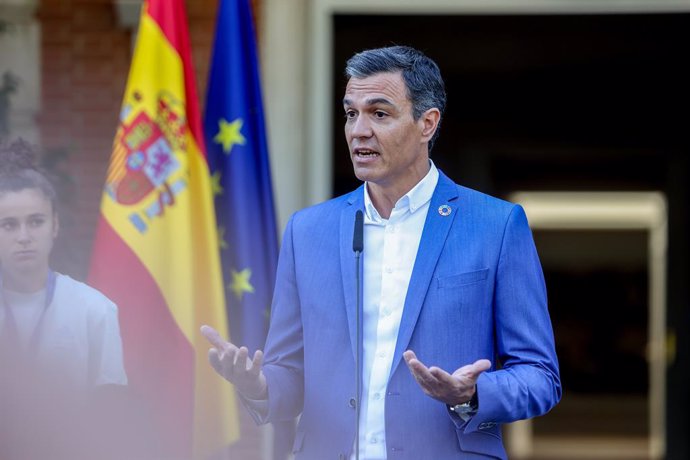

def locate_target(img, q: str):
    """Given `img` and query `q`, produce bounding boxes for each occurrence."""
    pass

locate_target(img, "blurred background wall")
[1,0,687,458]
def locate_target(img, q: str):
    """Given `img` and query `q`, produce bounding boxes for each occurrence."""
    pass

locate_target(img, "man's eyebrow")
[366,97,395,107]
[343,97,396,107]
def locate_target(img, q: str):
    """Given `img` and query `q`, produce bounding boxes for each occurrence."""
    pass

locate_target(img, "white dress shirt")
[354,162,439,460]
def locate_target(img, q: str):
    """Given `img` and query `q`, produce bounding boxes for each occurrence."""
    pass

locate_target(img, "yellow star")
[217,225,228,251]
[210,171,224,197]
[228,268,255,300]
[214,118,246,154]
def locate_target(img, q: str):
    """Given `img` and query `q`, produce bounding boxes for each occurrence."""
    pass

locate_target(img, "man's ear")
[420,108,441,143]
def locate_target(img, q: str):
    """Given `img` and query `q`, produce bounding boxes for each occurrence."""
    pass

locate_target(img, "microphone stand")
[352,210,364,460]
[355,247,361,460]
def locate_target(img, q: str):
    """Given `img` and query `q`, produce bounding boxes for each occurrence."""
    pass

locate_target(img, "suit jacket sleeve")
[461,204,561,433]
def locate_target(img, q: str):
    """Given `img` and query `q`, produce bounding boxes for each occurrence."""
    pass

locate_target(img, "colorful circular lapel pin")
[438,204,452,216]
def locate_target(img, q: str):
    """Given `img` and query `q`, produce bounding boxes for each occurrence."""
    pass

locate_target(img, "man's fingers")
[201,325,242,364]
[208,348,223,375]
[236,346,249,371]
[249,350,264,377]
[429,366,454,384]
[465,359,492,380]
[247,350,264,377]
[200,325,227,350]
[403,350,417,363]
[404,350,428,373]
[404,352,426,377]
[404,351,440,389]
[474,359,492,372]
[405,354,494,404]
[452,359,492,383]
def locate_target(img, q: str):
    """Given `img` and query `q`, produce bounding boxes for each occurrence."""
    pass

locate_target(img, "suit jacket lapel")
[340,186,364,360]
[390,172,459,375]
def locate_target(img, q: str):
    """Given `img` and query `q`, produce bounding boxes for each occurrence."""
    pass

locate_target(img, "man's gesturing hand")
[403,350,491,405]
[201,325,268,400]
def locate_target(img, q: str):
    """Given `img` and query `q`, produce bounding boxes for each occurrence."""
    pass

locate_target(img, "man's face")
[344,72,438,192]
[0,188,58,279]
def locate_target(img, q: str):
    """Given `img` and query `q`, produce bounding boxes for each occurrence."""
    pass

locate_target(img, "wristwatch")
[450,391,479,418]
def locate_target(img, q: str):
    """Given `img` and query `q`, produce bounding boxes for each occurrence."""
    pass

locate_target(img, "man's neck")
[367,162,431,219]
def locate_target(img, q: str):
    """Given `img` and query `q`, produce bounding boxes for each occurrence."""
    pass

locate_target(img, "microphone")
[353,210,363,253]
[352,209,363,460]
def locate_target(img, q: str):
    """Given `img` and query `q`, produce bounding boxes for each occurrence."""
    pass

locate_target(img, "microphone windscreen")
[353,210,364,253]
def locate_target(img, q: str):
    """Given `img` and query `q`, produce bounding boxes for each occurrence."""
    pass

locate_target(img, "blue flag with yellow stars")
[203,0,277,357]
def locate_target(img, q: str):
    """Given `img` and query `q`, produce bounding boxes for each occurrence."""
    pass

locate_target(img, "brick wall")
[37,1,266,458]
[38,0,130,279]
[37,0,222,279]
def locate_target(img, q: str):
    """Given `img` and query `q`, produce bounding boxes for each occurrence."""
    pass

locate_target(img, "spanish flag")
[88,1,238,458]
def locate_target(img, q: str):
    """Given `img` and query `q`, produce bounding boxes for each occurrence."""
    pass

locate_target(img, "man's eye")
[374,111,387,118]
[345,110,357,119]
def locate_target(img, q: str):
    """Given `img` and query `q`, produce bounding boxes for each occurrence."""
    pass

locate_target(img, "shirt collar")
[364,160,439,222]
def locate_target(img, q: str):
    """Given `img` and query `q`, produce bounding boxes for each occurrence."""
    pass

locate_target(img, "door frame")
[509,191,668,459]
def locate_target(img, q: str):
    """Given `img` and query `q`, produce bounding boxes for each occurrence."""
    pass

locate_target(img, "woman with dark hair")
[0,139,127,459]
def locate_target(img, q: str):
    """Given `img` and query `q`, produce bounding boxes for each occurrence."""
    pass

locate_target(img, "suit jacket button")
[348,397,356,408]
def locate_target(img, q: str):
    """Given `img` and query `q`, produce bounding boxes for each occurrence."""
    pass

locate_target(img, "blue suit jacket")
[261,171,561,459]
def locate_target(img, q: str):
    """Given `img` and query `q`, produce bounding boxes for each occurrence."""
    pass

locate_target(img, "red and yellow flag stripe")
[89,1,238,458]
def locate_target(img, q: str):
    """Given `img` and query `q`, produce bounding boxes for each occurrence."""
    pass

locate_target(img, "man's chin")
[352,165,379,183]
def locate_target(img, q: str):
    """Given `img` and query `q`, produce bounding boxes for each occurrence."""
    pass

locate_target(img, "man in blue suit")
[202,45,560,459]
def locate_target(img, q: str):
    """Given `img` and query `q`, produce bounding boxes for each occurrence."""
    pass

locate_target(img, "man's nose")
[350,115,373,138]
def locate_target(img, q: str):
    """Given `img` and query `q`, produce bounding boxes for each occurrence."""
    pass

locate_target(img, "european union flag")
[203,0,277,355]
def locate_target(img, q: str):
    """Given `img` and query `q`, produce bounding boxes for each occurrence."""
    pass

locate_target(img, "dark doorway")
[332,13,688,197]
[532,228,649,458]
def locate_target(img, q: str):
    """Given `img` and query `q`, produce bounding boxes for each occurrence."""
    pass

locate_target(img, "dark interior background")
[333,13,688,458]
[532,229,649,440]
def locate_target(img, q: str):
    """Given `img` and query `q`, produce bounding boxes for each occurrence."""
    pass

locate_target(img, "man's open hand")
[404,350,491,405]
[201,325,268,400]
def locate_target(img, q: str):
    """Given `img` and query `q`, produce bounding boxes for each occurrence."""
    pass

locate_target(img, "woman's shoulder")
[53,272,118,315]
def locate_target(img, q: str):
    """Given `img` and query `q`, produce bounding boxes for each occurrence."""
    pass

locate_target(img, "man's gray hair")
[345,46,446,151]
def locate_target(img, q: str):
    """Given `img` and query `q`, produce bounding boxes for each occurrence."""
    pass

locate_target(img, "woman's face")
[0,188,58,279]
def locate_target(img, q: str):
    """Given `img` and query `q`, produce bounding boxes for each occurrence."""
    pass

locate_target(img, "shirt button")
[373,392,381,400]
[377,351,386,358]
[382,308,391,316]
[385,266,393,273]
[370,437,378,444]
